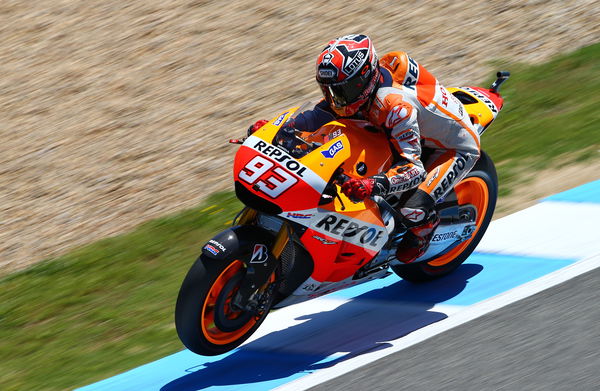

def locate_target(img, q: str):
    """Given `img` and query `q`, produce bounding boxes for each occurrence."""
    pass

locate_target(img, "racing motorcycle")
[175,71,510,355]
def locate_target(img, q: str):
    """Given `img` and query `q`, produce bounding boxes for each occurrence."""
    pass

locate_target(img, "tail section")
[448,71,510,134]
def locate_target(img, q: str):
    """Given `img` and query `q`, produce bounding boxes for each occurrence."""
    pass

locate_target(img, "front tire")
[392,151,498,283]
[175,253,276,355]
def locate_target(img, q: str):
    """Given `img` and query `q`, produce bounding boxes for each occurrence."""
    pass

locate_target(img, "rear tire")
[175,253,276,355]
[391,151,498,283]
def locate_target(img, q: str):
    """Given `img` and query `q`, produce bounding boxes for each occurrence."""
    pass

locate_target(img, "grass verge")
[0,193,242,391]
[2,43,599,390]
[481,42,600,195]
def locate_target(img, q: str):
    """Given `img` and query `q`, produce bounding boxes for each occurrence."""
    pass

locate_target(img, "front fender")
[201,225,276,262]
[201,225,280,310]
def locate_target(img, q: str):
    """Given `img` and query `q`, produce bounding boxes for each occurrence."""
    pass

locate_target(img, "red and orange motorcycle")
[175,72,510,355]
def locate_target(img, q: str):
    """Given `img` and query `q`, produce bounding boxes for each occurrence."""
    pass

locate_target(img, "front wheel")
[392,151,498,283]
[175,253,276,355]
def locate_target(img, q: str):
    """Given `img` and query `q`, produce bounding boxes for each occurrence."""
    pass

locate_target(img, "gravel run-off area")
[1,0,599,273]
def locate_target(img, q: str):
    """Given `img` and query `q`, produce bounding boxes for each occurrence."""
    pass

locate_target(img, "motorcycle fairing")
[234,136,327,212]
[236,104,482,300]
[238,115,399,285]
[303,120,394,178]
[273,265,391,308]
[234,127,353,213]
[449,86,505,134]
[299,209,388,282]
[274,204,390,283]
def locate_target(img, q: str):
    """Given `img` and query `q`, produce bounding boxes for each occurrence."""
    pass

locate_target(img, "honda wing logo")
[312,235,337,245]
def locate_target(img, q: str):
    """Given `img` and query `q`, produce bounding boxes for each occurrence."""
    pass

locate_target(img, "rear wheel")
[175,253,276,355]
[392,151,498,282]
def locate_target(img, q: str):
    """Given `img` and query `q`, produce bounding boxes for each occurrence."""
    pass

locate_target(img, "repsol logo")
[403,56,419,90]
[253,140,307,177]
[433,154,471,199]
[390,175,424,193]
[463,87,498,114]
[315,215,384,247]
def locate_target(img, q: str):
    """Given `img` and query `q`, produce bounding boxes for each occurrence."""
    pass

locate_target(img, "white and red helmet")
[316,34,380,116]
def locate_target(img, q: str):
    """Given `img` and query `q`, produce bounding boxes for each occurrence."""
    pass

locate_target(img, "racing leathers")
[293,52,481,262]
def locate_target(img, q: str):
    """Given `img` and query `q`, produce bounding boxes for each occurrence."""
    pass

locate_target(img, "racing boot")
[395,213,440,263]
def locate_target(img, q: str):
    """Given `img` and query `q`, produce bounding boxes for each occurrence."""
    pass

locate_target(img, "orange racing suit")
[294,51,480,226]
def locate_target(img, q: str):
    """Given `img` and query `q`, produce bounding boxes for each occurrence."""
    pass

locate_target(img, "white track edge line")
[274,252,600,391]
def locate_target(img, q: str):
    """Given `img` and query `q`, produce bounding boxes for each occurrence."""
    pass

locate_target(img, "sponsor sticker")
[273,112,288,126]
[321,140,344,159]
[432,154,471,199]
[401,207,426,222]
[204,244,219,256]
[403,56,419,90]
[326,128,343,141]
[440,87,449,107]
[250,244,269,263]
[321,52,334,66]
[318,69,336,79]
[385,104,410,128]
[208,239,226,252]
[251,140,308,177]
[462,87,498,113]
[312,235,337,245]
[427,167,441,187]
[390,167,421,184]
[396,129,417,141]
[286,212,313,219]
[462,225,476,237]
[342,49,367,75]
[314,214,385,248]
[390,175,425,193]
[432,231,457,242]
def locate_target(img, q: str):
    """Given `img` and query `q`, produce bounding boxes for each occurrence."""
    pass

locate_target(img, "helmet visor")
[318,68,371,108]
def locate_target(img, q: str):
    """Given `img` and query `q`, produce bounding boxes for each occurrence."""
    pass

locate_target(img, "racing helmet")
[316,34,380,117]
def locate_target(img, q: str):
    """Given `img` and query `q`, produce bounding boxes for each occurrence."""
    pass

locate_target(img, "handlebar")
[490,71,511,93]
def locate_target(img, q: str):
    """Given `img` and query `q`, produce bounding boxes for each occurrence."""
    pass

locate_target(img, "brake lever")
[335,190,346,211]
[333,170,349,211]
[229,137,246,144]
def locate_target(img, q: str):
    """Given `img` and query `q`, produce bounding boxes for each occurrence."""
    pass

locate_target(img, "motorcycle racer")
[249,34,480,263]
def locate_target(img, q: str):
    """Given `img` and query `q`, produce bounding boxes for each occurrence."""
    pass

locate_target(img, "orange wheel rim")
[201,260,274,345]
[427,177,489,267]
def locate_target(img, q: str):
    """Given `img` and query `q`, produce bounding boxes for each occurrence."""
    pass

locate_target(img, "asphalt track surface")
[78,180,600,391]
[311,267,600,391]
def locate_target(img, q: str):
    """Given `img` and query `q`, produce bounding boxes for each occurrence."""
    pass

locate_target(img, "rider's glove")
[247,119,269,136]
[341,175,390,202]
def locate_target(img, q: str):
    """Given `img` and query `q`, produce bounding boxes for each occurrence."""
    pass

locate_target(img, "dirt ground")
[494,160,600,217]
[1,1,599,274]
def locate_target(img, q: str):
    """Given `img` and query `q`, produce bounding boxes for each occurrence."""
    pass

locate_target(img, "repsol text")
[315,214,384,247]
[253,140,307,177]
[433,154,471,199]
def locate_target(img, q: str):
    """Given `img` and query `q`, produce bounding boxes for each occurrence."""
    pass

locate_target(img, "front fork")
[231,209,289,312]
